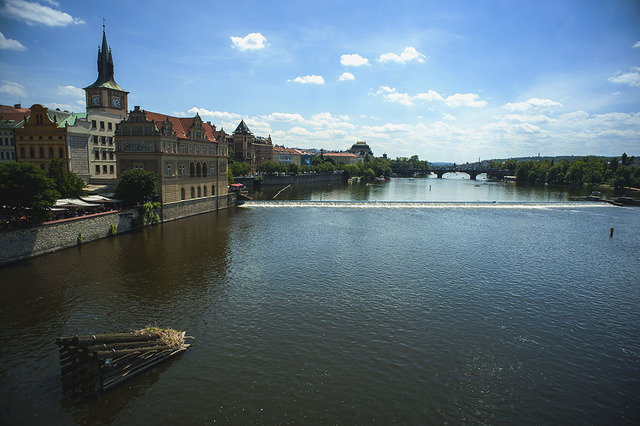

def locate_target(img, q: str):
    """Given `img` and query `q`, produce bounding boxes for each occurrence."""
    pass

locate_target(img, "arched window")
[202,162,207,177]
[39,147,44,158]
[59,147,64,158]
[211,185,215,195]
[190,187,195,198]
[20,147,25,158]
[196,162,201,177]
[30,147,35,157]
[181,188,185,200]
[49,147,54,158]
[197,186,201,197]
[203,186,207,197]
[190,162,195,177]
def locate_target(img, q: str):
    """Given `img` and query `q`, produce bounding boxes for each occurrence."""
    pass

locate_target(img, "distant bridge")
[392,168,512,180]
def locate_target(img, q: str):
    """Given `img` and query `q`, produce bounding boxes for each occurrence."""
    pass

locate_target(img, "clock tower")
[84,27,128,117]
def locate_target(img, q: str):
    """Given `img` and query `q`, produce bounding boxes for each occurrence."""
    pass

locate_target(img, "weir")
[241,200,611,209]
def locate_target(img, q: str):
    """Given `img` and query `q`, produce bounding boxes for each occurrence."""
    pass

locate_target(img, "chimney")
[14,104,21,109]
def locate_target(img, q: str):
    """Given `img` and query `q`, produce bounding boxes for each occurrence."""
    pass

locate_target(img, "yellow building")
[14,104,84,171]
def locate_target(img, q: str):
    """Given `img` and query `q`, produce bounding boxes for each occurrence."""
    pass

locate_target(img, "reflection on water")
[1,178,639,424]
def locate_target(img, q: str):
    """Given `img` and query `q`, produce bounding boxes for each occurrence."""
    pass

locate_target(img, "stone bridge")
[393,168,512,180]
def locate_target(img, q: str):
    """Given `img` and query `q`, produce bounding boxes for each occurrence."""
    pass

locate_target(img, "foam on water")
[241,200,612,209]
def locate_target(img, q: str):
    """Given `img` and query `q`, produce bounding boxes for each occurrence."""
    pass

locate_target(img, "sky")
[0,0,639,163]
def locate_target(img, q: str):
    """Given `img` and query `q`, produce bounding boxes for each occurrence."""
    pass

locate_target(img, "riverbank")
[0,193,237,266]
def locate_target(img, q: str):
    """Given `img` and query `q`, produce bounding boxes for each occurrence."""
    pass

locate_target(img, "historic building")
[272,145,304,166]
[349,141,373,157]
[231,119,273,173]
[323,152,362,165]
[0,104,30,163]
[80,28,129,184]
[14,104,85,171]
[115,106,229,220]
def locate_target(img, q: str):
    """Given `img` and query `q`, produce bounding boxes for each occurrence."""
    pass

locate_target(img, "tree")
[114,169,158,207]
[46,158,86,198]
[0,162,59,223]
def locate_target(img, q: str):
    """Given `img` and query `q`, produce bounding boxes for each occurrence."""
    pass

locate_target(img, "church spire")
[85,25,125,92]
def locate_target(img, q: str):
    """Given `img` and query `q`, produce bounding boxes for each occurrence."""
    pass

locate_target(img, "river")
[1,177,639,424]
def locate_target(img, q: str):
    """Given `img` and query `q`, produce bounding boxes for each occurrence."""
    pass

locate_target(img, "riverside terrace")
[393,167,512,180]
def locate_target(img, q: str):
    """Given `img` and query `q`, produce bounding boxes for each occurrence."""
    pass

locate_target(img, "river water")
[1,177,639,424]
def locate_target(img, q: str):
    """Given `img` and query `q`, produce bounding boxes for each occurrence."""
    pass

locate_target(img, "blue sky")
[1,0,638,163]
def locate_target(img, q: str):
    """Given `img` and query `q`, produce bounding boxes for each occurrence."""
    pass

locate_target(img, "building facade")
[231,120,273,173]
[115,106,229,219]
[0,104,30,163]
[14,104,84,171]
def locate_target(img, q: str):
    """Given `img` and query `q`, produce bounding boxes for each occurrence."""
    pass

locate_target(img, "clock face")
[111,97,121,108]
[92,96,100,106]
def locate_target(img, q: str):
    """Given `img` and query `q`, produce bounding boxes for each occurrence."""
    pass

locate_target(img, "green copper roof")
[84,30,127,92]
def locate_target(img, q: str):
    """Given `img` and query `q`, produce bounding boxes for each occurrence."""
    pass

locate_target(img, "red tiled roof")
[144,111,221,141]
[0,104,31,122]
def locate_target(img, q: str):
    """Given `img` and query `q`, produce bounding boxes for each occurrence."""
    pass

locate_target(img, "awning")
[55,198,101,208]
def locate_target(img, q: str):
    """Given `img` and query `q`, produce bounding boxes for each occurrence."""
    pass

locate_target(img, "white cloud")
[373,86,485,108]
[340,54,369,66]
[633,41,640,48]
[230,32,268,51]
[503,98,563,112]
[444,93,487,108]
[0,32,26,51]
[56,85,83,98]
[338,72,355,81]
[187,107,241,121]
[378,47,426,64]
[607,67,640,87]
[288,75,325,85]
[264,112,306,122]
[0,0,85,26]
[443,113,456,121]
[0,80,27,97]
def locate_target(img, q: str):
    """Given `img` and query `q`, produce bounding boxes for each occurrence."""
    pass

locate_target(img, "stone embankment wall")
[162,193,236,222]
[236,172,346,188]
[0,210,136,265]
[0,193,237,266]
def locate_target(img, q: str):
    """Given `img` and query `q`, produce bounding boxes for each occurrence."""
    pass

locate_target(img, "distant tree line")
[487,153,639,189]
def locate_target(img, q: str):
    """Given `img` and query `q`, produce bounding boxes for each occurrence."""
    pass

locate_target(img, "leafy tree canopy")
[114,169,158,207]
[0,162,59,223]
[46,158,86,198]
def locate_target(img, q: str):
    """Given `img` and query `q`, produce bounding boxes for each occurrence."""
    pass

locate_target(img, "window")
[190,187,195,198]
[20,147,25,157]
[49,147,54,158]
[202,162,207,177]
[59,148,64,158]
[39,148,44,158]
[107,137,112,145]
[109,165,114,174]
[197,187,201,197]
[94,150,99,160]
[203,186,207,197]
[181,188,185,200]
[167,164,172,176]
[103,165,107,174]
[100,121,105,130]
[101,137,106,145]
[108,122,113,130]
[30,147,34,157]
[190,162,195,177]
[102,151,107,160]
[109,152,114,160]
[210,165,215,175]
[92,120,97,129]
[196,163,201,177]
[211,185,215,195]
[95,165,100,174]
[93,136,97,144]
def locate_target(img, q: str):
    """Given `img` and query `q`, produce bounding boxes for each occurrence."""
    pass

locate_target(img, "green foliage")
[259,160,286,174]
[114,169,158,207]
[46,158,86,198]
[389,156,430,171]
[229,160,251,177]
[109,223,117,236]
[511,154,639,188]
[76,232,84,245]
[228,169,234,185]
[131,201,161,230]
[0,162,59,223]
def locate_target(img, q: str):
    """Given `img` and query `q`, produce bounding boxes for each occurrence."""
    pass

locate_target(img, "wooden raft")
[55,331,190,397]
